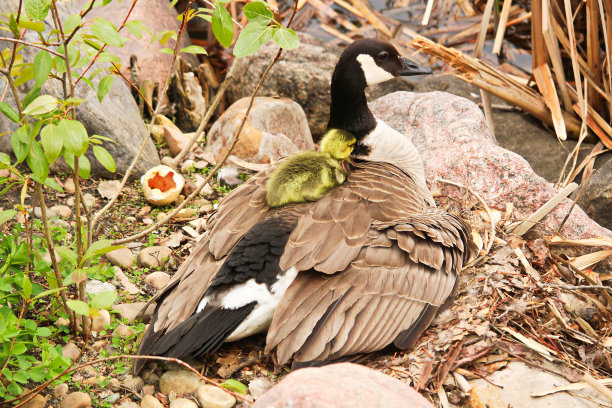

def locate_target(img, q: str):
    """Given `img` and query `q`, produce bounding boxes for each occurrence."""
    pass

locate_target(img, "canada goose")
[135,38,473,373]
[265,129,356,207]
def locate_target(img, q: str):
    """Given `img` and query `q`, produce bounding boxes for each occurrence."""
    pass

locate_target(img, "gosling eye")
[377,51,389,61]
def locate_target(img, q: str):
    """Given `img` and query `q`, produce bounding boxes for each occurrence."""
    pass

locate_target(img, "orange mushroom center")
[147,171,177,192]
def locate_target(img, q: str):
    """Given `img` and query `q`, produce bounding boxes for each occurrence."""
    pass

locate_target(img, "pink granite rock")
[370,92,611,239]
[253,363,433,408]
[208,97,315,164]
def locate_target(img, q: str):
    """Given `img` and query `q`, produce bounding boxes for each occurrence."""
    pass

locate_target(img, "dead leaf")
[97,180,122,200]
[162,231,186,248]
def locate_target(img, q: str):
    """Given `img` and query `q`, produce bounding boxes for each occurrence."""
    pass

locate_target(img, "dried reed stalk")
[534,64,567,141]
[492,0,513,55]
[410,36,582,136]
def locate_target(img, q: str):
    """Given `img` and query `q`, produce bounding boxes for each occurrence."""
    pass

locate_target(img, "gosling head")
[333,38,432,89]
[320,129,356,160]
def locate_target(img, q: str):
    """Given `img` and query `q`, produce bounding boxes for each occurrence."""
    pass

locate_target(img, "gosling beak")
[398,57,432,76]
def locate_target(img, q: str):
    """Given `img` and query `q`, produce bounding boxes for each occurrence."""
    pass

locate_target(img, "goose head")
[328,38,431,143]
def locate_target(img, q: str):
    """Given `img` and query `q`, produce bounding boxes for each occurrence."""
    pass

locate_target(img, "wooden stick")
[422,0,435,26]
[493,0,513,55]
[534,64,567,141]
[511,183,578,236]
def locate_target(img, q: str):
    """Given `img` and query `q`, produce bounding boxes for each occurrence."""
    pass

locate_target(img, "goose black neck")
[327,70,376,141]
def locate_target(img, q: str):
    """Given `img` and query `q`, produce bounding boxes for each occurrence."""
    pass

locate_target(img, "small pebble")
[105,247,135,269]
[160,370,204,395]
[91,309,111,332]
[108,377,121,392]
[50,205,72,218]
[105,393,121,404]
[62,343,80,361]
[54,383,69,398]
[181,159,196,174]
[170,398,198,408]
[138,246,172,268]
[248,378,274,399]
[196,384,236,408]
[142,218,153,225]
[144,271,171,290]
[64,178,76,194]
[60,391,91,408]
[123,374,145,393]
[20,390,45,408]
[113,324,135,338]
[156,212,167,222]
[175,208,197,218]
[140,395,164,408]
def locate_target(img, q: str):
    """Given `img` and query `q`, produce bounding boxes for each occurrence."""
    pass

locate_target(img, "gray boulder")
[0,0,159,179]
[578,158,612,230]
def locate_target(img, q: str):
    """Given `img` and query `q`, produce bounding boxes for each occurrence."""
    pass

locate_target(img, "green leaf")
[36,327,52,337]
[90,134,117,144]
[96,51,121,63]
[32,287,65,300]
[17,20,45,32]
[160,48,173,55]
[84,240,122,260]
[11,126,30,163]
[221,379,248,394]
[22,95,58,116]
[179,45,207,55]
[0,152,11,167]
[26,141,49,183]
[125,20,144,38]
[67,300,90,316]
[55,119,88,155]
[90,291,117,310]
[71,269,87,285]
[233,22,274,58]
[97,75,113,102]
[40,124,63,165]
[91,17,123,47]
[64,14,81,33]
[212,6,234,48]
[92,145,115,172]
[0,209,17,226]
[78,154,90,179]
[14,65,34,87]
[43,177,63,192]
[55,246,77,265]
[272,27,299,50]
[243,2,273,23]
[24,0,49,21]
[22,275,32,299]
[22,85,42,109]
[11,343,27,356]
[0,102,19,123]
[33,51,53,86]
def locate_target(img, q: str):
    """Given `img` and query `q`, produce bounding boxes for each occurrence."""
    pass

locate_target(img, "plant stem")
[0,37,64,57]
[35,183,73,320]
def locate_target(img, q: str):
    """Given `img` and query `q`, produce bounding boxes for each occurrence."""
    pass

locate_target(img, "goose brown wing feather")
[267,212,471,365]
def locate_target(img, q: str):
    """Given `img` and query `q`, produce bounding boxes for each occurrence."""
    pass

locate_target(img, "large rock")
[370,92,612,239]
[253,363,433,408]
[578,158,612,230]
[469,362,606,407]
[208,97,314,164]
[86,0,198,87]
[412,75,611,183]
[0,1,160,179]
[226,33,413,139]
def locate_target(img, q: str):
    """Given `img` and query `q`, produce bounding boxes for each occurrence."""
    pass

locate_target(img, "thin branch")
[540,283,612,291]
[75,0,139,85]
[112,0,301,245]
[0,37,65,58]
[35,183,72,317]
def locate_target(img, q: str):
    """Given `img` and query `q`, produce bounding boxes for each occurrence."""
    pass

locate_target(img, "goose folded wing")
[267,213,471,366]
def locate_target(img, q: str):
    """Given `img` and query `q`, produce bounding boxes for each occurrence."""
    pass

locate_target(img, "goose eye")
[378,52,389,61]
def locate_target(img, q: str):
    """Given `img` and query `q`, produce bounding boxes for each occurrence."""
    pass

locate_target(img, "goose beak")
[398,57,432,76]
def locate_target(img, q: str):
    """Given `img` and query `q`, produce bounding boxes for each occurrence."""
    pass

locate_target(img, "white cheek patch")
[356,54,394,86]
